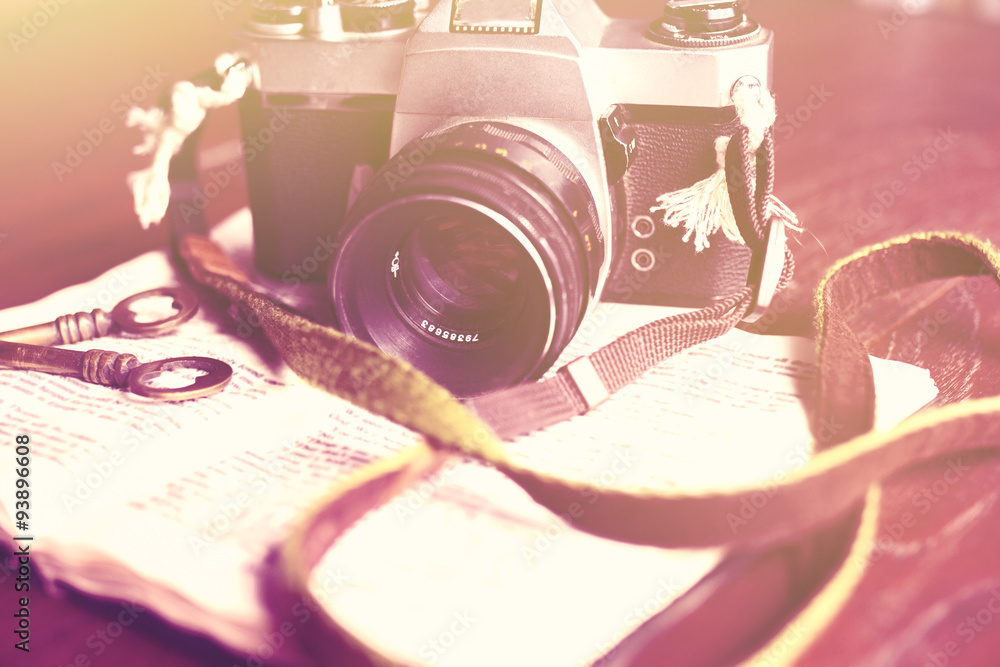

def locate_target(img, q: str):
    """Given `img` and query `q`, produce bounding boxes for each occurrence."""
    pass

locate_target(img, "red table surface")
[2,0,1000,665]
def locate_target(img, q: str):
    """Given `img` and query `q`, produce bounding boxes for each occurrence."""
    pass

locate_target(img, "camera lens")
[395,215,528,335]
[330,123,604,396]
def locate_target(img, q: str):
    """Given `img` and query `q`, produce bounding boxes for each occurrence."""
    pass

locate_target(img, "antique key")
[0,287,199,346]
[0,340,232,401]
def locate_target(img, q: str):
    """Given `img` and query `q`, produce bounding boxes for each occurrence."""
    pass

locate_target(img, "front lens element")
[397,215,527,337]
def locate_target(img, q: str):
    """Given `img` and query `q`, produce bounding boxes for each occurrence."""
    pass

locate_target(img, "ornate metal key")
[0,287,199,346]
[0,340,232,401]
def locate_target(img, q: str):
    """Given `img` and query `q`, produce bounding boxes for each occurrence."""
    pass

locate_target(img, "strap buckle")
[560,356,610,412]
[743,213,787,324]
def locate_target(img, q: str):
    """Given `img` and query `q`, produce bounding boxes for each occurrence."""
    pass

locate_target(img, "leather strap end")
[177,233,250,286]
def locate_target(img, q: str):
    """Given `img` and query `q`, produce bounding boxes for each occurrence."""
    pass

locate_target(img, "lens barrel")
[330,123,603,397]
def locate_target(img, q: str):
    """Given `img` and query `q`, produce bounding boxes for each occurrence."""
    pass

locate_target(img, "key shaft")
[1,309,114,346]
[0,340,139,387]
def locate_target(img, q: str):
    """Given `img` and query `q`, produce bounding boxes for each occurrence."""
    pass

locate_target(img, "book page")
[0,228,418,663]
[0,210,939,667]
[312,311,938,667]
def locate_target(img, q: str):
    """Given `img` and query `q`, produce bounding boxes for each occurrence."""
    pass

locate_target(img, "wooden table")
[2,1,1000,665]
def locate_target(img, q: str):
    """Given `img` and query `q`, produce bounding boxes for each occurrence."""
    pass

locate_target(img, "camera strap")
[175,226,1000,666]
[138,58,1000,664]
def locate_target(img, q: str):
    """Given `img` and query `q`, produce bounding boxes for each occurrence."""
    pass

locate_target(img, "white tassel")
[651,135,742,252]
[127,53,253,229]
[650,80,779,252]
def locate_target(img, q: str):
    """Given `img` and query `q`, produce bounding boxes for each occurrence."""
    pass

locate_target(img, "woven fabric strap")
[169,146,1000,666]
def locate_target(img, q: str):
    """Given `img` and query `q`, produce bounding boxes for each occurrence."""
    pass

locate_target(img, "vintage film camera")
[240,0,772,396]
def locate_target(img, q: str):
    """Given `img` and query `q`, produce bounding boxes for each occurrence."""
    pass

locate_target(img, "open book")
[0,210,938,666]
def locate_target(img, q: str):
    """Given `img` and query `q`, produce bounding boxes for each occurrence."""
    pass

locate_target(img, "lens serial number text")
[421,320,479,343]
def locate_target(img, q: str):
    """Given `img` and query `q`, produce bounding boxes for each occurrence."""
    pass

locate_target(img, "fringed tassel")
[650,79,779,252]
[127,53,252,229]
[650,135,742,252]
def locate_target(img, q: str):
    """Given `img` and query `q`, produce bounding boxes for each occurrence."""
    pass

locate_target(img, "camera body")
[241,0,773,395]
